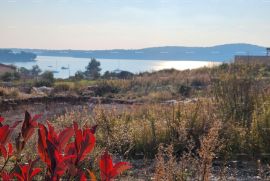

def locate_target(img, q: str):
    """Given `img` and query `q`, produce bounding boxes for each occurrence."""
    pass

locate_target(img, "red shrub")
[65,122,96,164]
[99,151,132,181]
[0,143,12,159]
[1,171,13,181]
[0,112,131,181]
[0,118,20,145]
[37,122,75,180]
[13,159,41,181]
[16,111,40,152]
[21,111,40,143]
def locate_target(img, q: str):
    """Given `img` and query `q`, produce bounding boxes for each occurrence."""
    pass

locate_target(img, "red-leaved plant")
[99,151,132,181]
[0,111,131,181]
[38,122,75,180]
[13,159,41,181]
[1,171,13,181]
[16,111,40,154]
[0,112,131,181]
[0,116,20,145]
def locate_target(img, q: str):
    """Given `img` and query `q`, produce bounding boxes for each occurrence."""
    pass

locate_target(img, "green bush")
[74,71,85,80]
[1,72,20,82]
[95,81,120,96]
[34,71,55,87]
[34,79,53,87]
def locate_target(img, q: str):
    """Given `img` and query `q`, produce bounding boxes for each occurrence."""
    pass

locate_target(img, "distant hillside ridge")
[0,49,37,62]
[7,43,267,62]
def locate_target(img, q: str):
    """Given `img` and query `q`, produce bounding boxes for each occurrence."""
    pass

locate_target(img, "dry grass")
[0,87,19,99]
[0,86,32,100]
[3,63,270,179]
[198,120,223,181]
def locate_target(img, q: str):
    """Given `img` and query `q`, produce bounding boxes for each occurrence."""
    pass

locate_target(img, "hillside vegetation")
[2,62,270,180]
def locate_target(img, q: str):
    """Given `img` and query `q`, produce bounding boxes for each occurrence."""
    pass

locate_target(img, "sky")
[0,0,270,50]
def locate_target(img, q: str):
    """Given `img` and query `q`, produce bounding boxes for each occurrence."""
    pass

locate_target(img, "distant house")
[0,63,16,75]
[235,48,270,64]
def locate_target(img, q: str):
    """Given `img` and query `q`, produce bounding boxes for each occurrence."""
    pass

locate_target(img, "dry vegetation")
[2,63,270,180]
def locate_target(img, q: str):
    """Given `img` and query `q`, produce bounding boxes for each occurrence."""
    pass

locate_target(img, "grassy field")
[2,62,270,180]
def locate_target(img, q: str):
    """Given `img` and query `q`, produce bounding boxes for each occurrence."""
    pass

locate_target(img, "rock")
[31,86,54,95]
[163,100,178,104]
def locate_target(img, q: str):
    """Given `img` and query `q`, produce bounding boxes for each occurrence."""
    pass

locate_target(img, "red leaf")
[74,122,83,151]
[0,144,7,159]
[47,121,57,139]
[44,138,76,179]
[0,116,4,123]
[79,129,95,162]
[30,168,42,180]
[21,111,39,143]
[46,121,73,151]
[80,173,87,181]
[0,125,11,145]
[13,173,24,181]
[13,159,41,181]
[8,143,12,156]
[64,142,77,164]
[57,127,74,150]
[1,171,13,181]
[110,162,132,178]
[32,114,42,124]
[100,151,114,180]
[0,117,20,145]
[73,122,96,163]
[65,142,76,156]
[0,143,12,159]
[99,151,131,181]
[38,123,50,165]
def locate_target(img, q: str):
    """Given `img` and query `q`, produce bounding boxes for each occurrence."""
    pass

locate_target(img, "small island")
[0,49,37,62]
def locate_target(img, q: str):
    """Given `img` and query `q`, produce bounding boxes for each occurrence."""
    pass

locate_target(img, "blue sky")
[0,0,269,49]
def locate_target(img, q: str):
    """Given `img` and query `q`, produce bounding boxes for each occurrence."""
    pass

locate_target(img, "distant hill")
[0,49,37,62]
[8,43,267,62]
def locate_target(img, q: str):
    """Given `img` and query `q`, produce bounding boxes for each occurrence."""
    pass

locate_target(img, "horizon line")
[0,42,267,51]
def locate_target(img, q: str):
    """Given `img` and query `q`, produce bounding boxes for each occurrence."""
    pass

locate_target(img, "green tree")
[74,71,84,80]
[41,71,54,82]
[85,58,101,79]
[35,71,54,87]
[31,65,42,76]
[18,67,30,76]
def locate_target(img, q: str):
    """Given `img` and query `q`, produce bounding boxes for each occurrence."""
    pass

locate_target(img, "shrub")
[95,81,120,96]
[74,70,85,80]
[34,79,53,87]
[1,72,20,82]
[178,84,192,97]
[212,71,261,128]
[41,71,54,83]
[34,71,55,87]
[0,112,131,180]
[0,87,19,99]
